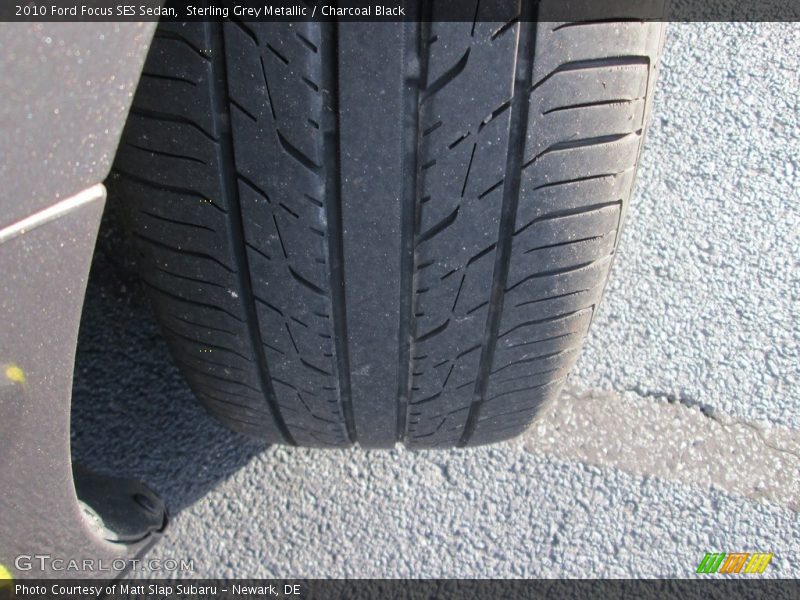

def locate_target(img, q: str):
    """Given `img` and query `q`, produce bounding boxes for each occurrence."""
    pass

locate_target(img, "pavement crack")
[623,385,716,417]
[714,413,800,462]
[623,384,800,463]
[523,384,800,510]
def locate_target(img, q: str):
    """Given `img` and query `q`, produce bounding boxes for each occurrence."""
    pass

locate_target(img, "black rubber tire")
[111,13,665,448]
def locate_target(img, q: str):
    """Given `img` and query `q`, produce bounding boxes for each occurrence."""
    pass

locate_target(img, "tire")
[111,12,665,448]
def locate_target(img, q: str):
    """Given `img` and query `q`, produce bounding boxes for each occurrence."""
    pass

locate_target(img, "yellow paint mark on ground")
[5,364,25,384]
[0,562,13,582]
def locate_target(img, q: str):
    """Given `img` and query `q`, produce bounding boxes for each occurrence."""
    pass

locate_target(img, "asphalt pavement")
[71,22,799,578]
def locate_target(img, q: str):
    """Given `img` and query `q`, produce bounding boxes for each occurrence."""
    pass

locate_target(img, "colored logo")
[696,552,773,574]
[0,564,12,600]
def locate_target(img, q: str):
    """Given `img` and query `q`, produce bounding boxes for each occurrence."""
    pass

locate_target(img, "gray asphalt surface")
[576,22,800,429]
[71,22,799,578]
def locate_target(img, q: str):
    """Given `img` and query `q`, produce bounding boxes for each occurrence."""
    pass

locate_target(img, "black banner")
[2,0,800,22]
[3,579,800,600]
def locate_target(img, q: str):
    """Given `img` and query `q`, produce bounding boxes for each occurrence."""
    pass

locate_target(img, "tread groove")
[277,129,321,172]
[514,200,622,236]
[168,312,239,336]
[499,307,594,340]
[154,29,211,60]
[259,55,278,120]
[530,56,650,93]
[154,264,227,290]
[416,319,450,343]
[320,21,357,445]
[421,48,470,102]
[133,232,234,273]
[207,20,295,445]
[461,143,477,197]
[543,98,638,115]
[142,279,244,322]
[139,209,216,232]
[229,17,259,46]
[417,206,460,245]
[398,13,425,443]
[128,106,218,141]
[112,169,227,214]
[460,11,536,447]
[505,258,609,293]
[288,266,325,296]
[140,71,198,87]
[522,132,640,170]
[125,141,207,165]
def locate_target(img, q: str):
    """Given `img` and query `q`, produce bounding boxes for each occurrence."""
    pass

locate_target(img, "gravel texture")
[575,22,800,429]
